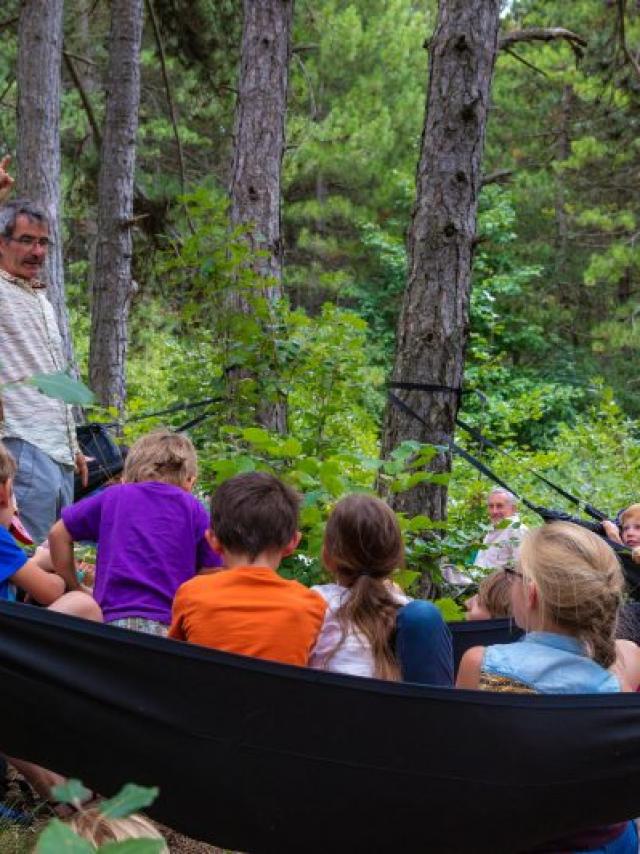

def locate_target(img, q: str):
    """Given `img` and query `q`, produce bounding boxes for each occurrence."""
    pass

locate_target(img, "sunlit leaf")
[27,372,95,405]
[99,783,159,819]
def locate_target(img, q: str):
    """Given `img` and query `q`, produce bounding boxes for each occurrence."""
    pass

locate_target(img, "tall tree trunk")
[382,0,501,520]
[16,0,74,366]
[229,0,293,433]
[89,0,144,414]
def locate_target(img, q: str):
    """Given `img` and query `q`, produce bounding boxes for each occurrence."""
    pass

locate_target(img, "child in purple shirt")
[49,429,222,636]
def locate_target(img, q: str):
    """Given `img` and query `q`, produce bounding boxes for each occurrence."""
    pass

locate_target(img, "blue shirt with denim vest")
[482,631,621,694]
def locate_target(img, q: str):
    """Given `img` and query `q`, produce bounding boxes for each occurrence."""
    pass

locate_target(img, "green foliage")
[99,785,159,820]
[26,372,95,406]
[4,0,636,597]
[36,820,95,854]
[50,779,93,807]
[36,782,162,854]
[433,597,466,622]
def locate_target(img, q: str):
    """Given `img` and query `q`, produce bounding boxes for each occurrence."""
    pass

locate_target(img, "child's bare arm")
[455,646,484,689]
[11,558,65,605]
[34,543,54,572]
[48,520,80,591]
[0,155,14,203]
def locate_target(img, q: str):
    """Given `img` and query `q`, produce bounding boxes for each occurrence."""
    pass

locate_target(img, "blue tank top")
[482,631,621,694]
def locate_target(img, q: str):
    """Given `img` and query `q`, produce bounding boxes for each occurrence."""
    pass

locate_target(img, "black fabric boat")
[1,601,639,853]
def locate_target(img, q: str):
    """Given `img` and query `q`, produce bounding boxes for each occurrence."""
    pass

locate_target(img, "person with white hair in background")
[474,488,528,572]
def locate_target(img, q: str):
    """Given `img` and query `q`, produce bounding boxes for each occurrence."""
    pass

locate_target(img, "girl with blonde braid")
[457,522,637,854]
[457,522,628,693]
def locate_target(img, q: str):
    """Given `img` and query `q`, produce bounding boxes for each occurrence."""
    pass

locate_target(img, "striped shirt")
[0,269,78,465]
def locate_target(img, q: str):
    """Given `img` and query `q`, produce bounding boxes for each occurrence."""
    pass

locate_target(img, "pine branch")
[145,0,194,233]
[499,27,587,62]
[63,51,102,146]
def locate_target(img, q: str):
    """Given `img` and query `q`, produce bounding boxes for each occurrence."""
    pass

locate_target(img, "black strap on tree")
[455,417,607,522]
[387,387,639,589]
[388,380,463,401]
[99,395,224,429]
[388,391,539,512]
[389,380,607,521]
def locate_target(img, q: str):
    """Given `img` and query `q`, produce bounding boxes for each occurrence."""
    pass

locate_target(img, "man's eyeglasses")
[8,235,52,249]
[503,565,524,580]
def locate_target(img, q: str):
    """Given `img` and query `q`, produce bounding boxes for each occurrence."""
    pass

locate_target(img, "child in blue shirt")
[0,442,100,619]
[0,440,101,815]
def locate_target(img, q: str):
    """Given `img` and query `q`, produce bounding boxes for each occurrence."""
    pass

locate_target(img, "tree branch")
[0,17,18,33]
[145,0,186,194]
[62,50,97,68]
[499,27,587,62]
[0,75,15,106]
[502,47,549,77]
[63,51,102,146]
[145,0,194,234]
[64,48,169,241]
[480,169,514,188]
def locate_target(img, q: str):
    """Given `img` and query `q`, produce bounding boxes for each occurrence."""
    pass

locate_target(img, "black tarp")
[1,601,640,853]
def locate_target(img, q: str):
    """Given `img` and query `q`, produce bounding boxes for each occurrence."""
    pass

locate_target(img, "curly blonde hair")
[67,808,168,850]
[519,522,624,668]
[123,428,196,487]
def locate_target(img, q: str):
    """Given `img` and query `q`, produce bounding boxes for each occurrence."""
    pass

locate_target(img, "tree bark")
[89,0,144,414]
[382,0,501,520]
[229,0,294,433]
[16,0,74,366]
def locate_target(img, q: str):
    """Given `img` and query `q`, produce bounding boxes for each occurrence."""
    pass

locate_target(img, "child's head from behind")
[620,504,640,548]
[515,522,623,667]
[67,808,168,850]
[466,569,512,621]
[123,429,196,489]
[211,471,300,561]
[323,493,403,583]
[322,494,404,680]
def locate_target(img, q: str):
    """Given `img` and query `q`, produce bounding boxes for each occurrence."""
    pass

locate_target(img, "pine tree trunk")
[89,0,144,414]
[382,0,501,520]
[229,0,293,433]
[17,0,74,366]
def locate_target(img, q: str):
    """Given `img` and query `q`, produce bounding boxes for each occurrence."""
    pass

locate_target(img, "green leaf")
[241,427,270,445]
[27,372,95,405]
[406,515,435,532]
[99,784,159,819]
[50,778,92,806]
[35,819,94,853]
[99,841,166,853]
[393,569,421,590]
[434,597,465,621]
[280,437,302,457]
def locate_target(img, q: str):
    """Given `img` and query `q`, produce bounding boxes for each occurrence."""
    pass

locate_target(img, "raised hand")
[0,155,15,203]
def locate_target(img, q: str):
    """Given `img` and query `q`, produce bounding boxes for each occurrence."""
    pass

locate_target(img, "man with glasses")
[0,194,87,543]
[474,488,527,572]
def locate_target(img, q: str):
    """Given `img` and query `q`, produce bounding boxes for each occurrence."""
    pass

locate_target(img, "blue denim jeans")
[3,438,74,545]
[396,600,454,686]
[573,821,638,854]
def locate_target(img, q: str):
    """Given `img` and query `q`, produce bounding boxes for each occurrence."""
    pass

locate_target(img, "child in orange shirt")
[169,472,326,666]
